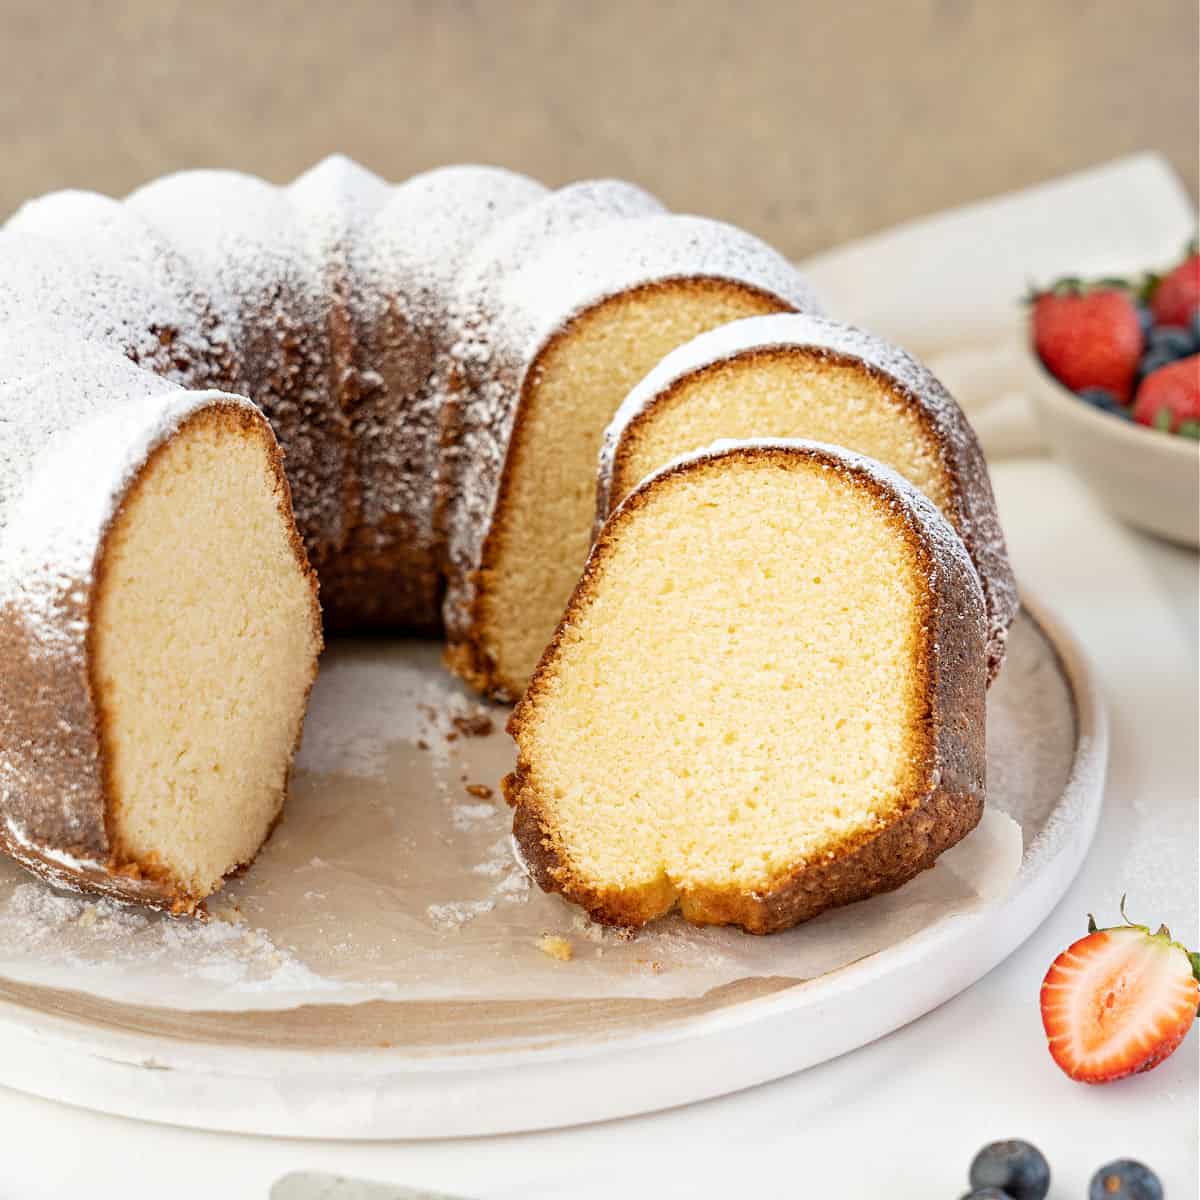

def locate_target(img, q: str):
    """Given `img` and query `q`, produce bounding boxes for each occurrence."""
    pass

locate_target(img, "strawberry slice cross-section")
[1040,905,1200,1084]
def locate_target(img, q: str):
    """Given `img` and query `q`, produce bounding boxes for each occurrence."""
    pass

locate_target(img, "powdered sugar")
[0,880,333,998]
[5,188,235,386]
[335,164,546,586]
[1,360,251,643]
[4,817,103,876]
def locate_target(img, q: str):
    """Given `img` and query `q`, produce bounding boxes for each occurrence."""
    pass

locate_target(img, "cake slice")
[598,314,1017,679]
[506,440,987,933]
[442,215,822,700]
[0,332,321,913]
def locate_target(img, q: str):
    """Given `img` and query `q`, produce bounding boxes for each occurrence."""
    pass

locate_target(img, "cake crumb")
[416,738,429,751]
[537,934,574,962]
[445,731,459,743]
[77,905,98,929]
[213,903,245,925]
[452,711,495,738]
[465,783,494,799]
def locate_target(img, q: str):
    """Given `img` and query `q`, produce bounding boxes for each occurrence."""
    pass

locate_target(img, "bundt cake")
[1,159,1008,923]
[597,314,1018,679]
[506,440,988,933]
[0,326,320,914]
[0,156,834,909]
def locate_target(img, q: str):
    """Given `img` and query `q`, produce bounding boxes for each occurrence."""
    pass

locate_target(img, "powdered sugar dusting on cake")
[287,154,391,353]
[481,214,821,391]
[126,168,297,345]
[357,165,547,320]
[452,180,665,333]
[596,313,1017,675]
[3,817,105,877]
[6,189,235,388]
[128,169,355,564]
[0,329,180,541]
[329,166,546,615]
[0,339,254,647]
[0,230,211,387]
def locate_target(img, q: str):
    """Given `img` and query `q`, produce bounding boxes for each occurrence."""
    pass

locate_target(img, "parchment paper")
[0,611,1070,1011]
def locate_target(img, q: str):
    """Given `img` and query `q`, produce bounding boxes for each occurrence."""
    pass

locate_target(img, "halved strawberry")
[1040,904,1199,1084]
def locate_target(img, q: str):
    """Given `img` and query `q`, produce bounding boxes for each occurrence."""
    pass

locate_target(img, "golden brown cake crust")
[505,442,987,934]
[0,403,321,915]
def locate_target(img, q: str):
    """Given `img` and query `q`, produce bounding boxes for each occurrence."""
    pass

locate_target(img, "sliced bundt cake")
[442,216,823,700]
[506,440,987,933]
[0,329,321,913]
[597,314,1017,678]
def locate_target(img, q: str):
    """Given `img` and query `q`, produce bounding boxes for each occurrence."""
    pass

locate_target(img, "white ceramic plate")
[0,596,1106,1139]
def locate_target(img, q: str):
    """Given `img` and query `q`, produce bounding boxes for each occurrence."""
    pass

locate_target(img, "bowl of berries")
[1027,244,1200,547]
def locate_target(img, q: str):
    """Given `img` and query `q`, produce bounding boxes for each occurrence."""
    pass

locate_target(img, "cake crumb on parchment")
[536,933,573,961]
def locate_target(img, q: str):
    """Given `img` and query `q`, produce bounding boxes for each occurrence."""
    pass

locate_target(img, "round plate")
[0,596,1106,1139]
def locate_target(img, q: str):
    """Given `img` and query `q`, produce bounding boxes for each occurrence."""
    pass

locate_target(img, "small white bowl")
[1025,352,1200,547]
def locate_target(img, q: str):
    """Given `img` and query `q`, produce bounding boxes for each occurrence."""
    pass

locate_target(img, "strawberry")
[1149,247,1200,329]
[1031,281,1144,403]
[1132,355,1200,435]
[1040,902,1200,1084]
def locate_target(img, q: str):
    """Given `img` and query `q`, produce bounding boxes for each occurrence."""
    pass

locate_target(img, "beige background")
[1,1,1196,258]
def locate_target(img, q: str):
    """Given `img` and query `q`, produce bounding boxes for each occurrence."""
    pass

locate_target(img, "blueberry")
[1146,326,1195,360]
[960,1191,1012,1200]
[1136,303,1156,337]
[969,1139,1050,1200]
[1139,349,1177,378]
[1077,387,1130,418]
[1190,308,1200,345]
[1089,1159,1163,1200]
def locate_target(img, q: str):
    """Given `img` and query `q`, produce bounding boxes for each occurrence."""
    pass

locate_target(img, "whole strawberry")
[1132,355,1200,435]
[1031,280,1143,403]
[1149,246,1200,329]
[1041,901,1200,1084]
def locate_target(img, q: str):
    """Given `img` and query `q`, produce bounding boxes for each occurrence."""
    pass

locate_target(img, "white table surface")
[0,458,1196,1200]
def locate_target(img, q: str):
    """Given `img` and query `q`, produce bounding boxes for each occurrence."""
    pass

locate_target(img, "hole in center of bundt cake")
[515,454,933,914]
[91,406,321,902]
[481,279,791,695]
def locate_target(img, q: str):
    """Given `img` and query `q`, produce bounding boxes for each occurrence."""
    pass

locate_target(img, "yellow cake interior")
[479,280,788,695]
[513,452,932,919]
[609,349,953,518]
[92,406,321,902]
